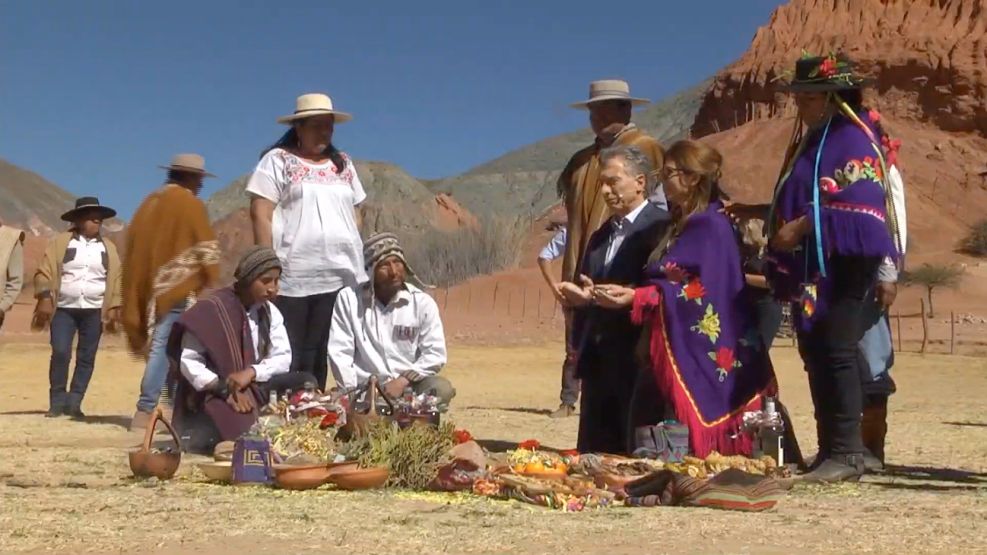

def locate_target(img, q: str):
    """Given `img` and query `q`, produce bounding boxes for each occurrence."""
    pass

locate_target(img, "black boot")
[802,453,865,483]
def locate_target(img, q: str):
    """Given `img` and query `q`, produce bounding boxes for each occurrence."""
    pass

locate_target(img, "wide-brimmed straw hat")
[158,153,216,177]
[277,93,353,124]
[570,79,650,109]
[782,52,871,92]
[61,196,117,222]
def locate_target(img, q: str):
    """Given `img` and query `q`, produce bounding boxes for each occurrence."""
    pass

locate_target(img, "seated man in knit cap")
[167,246,316,451]
[328,232,454,406]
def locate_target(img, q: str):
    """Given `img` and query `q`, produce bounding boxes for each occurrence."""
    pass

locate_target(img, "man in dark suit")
[560,145,670,454]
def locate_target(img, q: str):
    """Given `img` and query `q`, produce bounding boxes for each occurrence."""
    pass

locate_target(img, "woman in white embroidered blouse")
[246,93,366,390]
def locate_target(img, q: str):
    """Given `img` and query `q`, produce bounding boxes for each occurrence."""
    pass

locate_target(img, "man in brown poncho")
[551,79,665,418]
[122,153,221,430]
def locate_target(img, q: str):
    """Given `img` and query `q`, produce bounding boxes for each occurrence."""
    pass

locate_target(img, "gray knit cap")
[234,246,282,288]
[362,232,429,289]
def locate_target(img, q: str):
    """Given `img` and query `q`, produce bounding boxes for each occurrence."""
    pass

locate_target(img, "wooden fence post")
[507,290,513,317]
[443,288,449,312]
[920,298,929,354]
[493,282,500,312]
[466,285,472,312]
[537,288,542,319]
[950,311,956,355]
[522,287,528,320]
[895,312,903,353]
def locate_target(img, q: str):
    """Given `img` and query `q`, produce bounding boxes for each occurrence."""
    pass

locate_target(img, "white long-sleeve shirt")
[328,283,447,389]
[180,301,291,391]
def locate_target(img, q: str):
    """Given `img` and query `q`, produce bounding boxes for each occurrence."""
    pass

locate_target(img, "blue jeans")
[49,308,103,411]
[136,305,184,413]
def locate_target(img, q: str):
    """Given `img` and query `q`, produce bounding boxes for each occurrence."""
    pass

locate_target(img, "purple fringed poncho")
[766,112,898,331]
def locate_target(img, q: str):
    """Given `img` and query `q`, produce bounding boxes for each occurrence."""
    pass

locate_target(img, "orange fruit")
[524,461,546,473]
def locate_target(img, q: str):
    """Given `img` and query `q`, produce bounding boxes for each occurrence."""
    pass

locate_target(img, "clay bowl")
[329,466,390,490]
[273,464,333,491]
[197,461,233,483]
[128,449,181,480]
[327,460,359,478]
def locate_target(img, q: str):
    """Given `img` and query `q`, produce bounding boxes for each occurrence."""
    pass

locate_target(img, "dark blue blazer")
[572,201,671,380]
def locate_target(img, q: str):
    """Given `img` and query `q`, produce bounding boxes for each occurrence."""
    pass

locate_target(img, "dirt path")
[1,342,985,554]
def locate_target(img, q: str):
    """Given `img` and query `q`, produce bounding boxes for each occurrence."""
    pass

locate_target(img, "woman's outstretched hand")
[592,284,635,309]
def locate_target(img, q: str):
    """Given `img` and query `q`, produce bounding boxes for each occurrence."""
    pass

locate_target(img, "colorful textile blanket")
[631,202,776,458]
[624,468,788,512]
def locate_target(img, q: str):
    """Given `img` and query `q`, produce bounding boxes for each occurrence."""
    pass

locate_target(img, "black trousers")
[753,292,784,350]
[797,255,880,456]
[577,368,636,455]
[49,307,103,411]
[275,291,339,390]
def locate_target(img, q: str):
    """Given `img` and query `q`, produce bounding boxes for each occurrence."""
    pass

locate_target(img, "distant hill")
[0,159,78,235]
[428,80,710,219]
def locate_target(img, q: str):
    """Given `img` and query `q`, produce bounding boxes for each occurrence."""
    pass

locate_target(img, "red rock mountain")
[693,0,987,254]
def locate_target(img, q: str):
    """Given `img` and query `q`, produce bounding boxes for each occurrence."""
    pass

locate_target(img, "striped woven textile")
[625,468,788,512]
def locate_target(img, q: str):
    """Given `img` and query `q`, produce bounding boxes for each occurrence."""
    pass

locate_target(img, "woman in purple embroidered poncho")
[729,54,900,482]
[594,141,777,458]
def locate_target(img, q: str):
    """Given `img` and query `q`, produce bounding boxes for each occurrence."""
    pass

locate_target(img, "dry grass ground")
[0,340,985,554]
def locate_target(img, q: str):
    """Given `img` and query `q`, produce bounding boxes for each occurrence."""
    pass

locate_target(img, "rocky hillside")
[430,81,710,218]
[691,0,987,137]
[693,0,987,254]
[0,159,78,235]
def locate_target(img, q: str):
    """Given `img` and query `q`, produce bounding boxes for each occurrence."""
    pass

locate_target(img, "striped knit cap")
[234,246,282,289]
[362,232,429,289]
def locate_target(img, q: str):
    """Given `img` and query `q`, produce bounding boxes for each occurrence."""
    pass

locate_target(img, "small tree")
[961,219,987,256]
[901,263,965,318]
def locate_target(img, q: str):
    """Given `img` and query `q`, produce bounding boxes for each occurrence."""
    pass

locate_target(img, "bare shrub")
[363,215,530,288]
[901,263,965,318]
[961,219,987,256]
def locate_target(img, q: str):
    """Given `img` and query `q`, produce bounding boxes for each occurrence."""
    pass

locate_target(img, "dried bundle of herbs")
[255,416,337,463]
[340,420,457,489]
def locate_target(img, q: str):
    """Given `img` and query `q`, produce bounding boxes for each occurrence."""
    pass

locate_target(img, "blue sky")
[1,0,783,219]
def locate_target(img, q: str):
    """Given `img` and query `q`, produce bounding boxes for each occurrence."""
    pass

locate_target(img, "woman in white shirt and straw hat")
[246,93,367,390]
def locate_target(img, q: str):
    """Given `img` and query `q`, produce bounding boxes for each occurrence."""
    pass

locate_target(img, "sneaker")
[801,454,865,483]
[549,404,575,419]
[129,409,153,431]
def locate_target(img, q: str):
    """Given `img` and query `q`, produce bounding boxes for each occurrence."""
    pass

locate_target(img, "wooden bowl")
[197,461,233,483]
[128,449,181,480]
[273,464,333,491]
[329,466,390,490]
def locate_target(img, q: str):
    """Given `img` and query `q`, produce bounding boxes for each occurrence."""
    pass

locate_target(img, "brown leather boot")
[861,398,888,464]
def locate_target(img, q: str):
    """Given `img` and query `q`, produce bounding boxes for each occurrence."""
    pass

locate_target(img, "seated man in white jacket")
[328,232,454,406]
